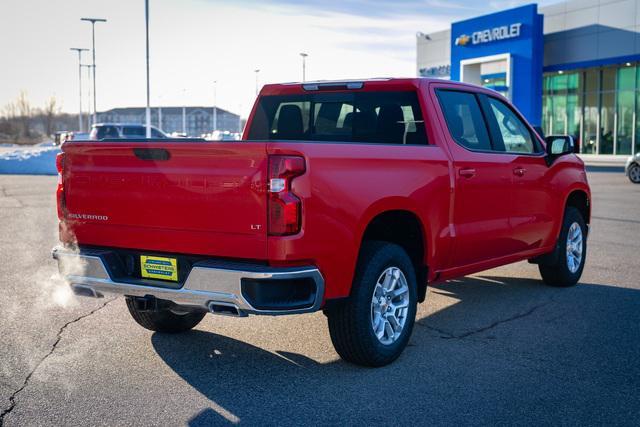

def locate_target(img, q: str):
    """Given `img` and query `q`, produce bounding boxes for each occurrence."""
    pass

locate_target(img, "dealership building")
[97,106,241,137]
[417,0,640,157]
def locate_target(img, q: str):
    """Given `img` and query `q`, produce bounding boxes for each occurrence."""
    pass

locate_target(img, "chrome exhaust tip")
[208,301,247,317]
[71,284,103,298]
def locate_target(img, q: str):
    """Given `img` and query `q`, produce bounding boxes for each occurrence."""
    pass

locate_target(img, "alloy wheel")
[566,222,583,274]
[370,267,410,345]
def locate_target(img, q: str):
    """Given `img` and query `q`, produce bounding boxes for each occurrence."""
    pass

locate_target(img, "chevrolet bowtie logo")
[455,34,470,46]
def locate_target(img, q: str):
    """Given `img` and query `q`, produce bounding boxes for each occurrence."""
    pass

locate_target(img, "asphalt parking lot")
[0,170,639,426]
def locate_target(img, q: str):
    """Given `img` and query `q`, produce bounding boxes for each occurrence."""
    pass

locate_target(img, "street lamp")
[81,17,107,126]
[300,52,308,82]
[182,88,187,134]
[82,64,92,130]
[156,94,163,131]
[70,48,89,132]
[144,0,151,138]
[254,69,260,96]
[213,80,217,133]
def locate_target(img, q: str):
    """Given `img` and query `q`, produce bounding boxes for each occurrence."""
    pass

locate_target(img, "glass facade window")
[543,63,640,155]
[600,91,615,154]
[542,72,580,139]
[616,66,634,155]
[481,73,508,98]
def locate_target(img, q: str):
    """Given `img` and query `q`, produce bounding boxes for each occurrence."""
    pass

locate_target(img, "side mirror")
[545,135,574,166]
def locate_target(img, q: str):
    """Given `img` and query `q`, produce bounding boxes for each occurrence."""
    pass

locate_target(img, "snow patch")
[0,145,60,175]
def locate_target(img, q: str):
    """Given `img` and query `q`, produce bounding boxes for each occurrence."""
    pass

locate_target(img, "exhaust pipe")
[208,301,247,317]
[71,284,103,298]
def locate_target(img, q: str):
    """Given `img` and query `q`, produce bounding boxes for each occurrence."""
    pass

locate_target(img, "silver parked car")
[89,123,168,140]
[625,154,640,184]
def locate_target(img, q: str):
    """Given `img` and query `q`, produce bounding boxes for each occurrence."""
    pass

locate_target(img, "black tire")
[628,163,640,184]
[326,241,418,367]
[539,207,587,287]
[125,297,206,333]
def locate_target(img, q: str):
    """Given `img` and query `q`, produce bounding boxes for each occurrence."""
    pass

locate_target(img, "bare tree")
[0,102,18,141]
[43,96,60,136]
[16,91,32,138]
[2,101,17,120]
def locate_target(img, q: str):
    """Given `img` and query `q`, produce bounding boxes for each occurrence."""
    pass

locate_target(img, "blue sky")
[232,0,563,20]
[0,0,561,119]
[237,0,552,18]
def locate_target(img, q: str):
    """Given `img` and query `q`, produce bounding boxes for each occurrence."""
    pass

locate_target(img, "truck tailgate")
[61,141,268,260]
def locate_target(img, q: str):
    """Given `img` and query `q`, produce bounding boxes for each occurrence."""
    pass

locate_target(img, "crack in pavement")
[417,300,552,339]
[0,186,25,208]
[0,297,117,426]
[592,215,640,225]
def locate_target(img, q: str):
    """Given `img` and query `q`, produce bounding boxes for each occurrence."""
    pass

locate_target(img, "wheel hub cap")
[370,267,410,345]
[566,222,583,274]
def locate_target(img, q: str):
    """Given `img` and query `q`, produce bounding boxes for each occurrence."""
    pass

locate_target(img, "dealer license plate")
[140,255,178,282]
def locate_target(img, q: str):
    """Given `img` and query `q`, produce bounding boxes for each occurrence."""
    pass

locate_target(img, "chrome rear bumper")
[52,246,324,316]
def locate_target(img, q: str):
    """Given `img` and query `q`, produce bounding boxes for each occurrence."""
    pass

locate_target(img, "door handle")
[459,168,476,178]
[133,148,171,161]
[513,167,527,177]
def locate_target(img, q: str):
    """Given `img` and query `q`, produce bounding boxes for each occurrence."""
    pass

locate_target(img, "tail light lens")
[268,155,305,236]
[56,152,66,219]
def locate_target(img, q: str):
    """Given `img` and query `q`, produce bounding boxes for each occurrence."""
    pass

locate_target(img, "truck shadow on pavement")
[151,275,640,426]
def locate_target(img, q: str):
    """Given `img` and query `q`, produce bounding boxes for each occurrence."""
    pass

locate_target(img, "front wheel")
[538,207,587,287]
[125,297,206,333]
[628,163,640,184]
[326,241,418,367]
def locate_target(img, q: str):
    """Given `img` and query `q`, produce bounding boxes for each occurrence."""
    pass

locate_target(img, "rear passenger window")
[151,129,165,138]
[248,91,427,145]
[122,127,146,137]
[96,126,119,140]
[436,90,491,151]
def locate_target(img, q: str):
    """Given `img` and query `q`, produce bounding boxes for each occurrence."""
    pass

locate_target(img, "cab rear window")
[247,91,427,145]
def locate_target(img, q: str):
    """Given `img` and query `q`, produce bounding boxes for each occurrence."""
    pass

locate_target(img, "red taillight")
[56,152,64,173]
[56,152,66,220]
[268,155,305,236]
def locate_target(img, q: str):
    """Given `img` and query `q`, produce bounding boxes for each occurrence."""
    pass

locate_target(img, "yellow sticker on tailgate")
[140,255,178,282]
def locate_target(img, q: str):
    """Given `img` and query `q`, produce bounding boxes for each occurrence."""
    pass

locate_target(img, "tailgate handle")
[133,148,171,161]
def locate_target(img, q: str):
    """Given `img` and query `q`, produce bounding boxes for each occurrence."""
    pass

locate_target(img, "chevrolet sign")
[455,23,522,46]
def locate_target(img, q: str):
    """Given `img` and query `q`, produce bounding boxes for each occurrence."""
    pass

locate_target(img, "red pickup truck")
[53,78,591,367]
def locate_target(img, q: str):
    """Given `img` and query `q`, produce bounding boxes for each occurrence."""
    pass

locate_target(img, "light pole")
[82,64,91,130]
[144,0,151,138]
[81,17,107,126]
[300,52,308,82]
[157,94,163,131]
[182,88,187,135]
[212,80,217,133]
[70,48,89,132]
[254,69,260,96]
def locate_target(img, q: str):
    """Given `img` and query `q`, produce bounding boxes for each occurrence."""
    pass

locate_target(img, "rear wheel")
[538,207,587,287]
[125,297,206,333]
[628,163,640,184]
[326,241,417,367]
